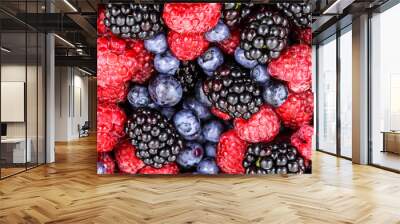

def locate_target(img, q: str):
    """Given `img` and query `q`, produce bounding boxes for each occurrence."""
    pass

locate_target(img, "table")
[1,138,31,163]
[381,131,400,154]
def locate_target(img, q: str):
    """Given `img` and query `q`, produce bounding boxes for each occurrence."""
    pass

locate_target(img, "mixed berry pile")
[97,3,313,175]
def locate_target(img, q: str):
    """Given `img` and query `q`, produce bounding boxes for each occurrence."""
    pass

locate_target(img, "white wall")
[54,67,89,141]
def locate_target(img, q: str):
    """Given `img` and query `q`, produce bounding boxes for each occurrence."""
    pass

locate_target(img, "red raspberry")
[211,107,231,121]
[268,44,312,93]
[97,103,126,152]
[97,152,115,174]
[115,140,145,174]
[168,31,209,61]
[139,163,180,175]
[125,40,155,84]
[296,28,312,45]
[291,125,314,161]
[216,130,248,174]
[233,105,280,143]
[97,6,108,36]
[217,29,240,55]
[163,3,221,34]
[275,91,314,129]
[97,82,127,104]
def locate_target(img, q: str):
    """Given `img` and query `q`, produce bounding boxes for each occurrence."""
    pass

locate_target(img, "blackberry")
[104,3,164,40]
[126,108,184,168]
[240,9,289,64]
[243,142,306,175]
[277,3,312,28]
[203,64,263,120]
[175,61,201,95]
[222,3,254,27]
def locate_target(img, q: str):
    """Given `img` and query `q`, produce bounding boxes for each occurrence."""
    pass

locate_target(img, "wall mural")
[97,3,314,175]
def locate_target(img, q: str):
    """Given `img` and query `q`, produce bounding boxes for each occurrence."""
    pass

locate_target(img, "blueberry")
[173,109,201,138]
[177,142,204,169]
[262,80,288,107]
[144,33,168,54]
[234,47,258,69]
[197,47,224,73]
[250,65,270,84]
[195,81,212,107]
[154,51,180,75]
[160,107,176,120]
[197,157,219,174]
[148,75,183,107]
[127,85,151,108]
[205,142,217,157]
[97,162,106,174]
[183,130,203,141]
[205,21,230,42]
[202,120,224,143]
[183,98,211,120]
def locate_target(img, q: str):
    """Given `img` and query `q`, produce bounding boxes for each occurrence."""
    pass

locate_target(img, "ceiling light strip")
[63,0,78,12]
[54,34,75,48]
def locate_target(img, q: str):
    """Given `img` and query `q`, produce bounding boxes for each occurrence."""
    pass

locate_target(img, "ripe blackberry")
[222,3,254,27]
[203,64,263,120]
[104,3,164,40]
[175,61,201,95]
[277,3,312,28]
[126,108,184,168]
[243,142,306,175]
[240,9,290,64]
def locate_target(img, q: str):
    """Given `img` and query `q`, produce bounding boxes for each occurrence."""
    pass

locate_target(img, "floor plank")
[0,136,400,224]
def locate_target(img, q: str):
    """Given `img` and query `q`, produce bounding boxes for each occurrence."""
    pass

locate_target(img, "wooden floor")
[0,136,400,224]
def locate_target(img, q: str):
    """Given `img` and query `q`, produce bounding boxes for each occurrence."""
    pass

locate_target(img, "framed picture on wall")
[97,2,314,175]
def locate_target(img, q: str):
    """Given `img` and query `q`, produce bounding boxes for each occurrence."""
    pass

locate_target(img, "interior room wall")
[54,66,90,141]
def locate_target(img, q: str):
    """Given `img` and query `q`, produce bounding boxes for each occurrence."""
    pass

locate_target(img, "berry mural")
[97,3,313,175]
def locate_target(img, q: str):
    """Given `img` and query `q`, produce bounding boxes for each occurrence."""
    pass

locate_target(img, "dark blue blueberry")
[250,65,270,84]
[197,47,224,73]
[205,21,230,42]
[154,51,180,75]
[144,33,168,54]
[234,47,258,69]
[197,157,219,174]
[148,75,183,107]
[205,142,217,157]
[183,98,211,120]
[202,120,224,143]
[160,107,176,120]
[127,85,151,108]
[195,81,212,107]
[176,142,204,169]
[97,162,106,174]
[262,80,289,107]
[173,109,201,138]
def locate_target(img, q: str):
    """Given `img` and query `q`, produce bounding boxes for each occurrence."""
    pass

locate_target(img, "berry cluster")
[97,3,313,175]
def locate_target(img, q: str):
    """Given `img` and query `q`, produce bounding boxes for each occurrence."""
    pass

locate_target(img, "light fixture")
[54,34,75,48]
[1,47,11,53]
[78,67,94,76]
[322,0,342,14]
[63,0,78,12]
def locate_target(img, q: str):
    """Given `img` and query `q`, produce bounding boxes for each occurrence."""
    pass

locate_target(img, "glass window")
[339,28,352,158]
[371,3,400,171]
[317,36,337,154]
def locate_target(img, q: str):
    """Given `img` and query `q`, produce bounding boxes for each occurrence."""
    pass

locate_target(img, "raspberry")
[168,31,209,61]
[115,140,145,174]
[139,163,180,174]
[211,107,231,121]
[97,152,115,174]
[296,28,312,45]
[233,105,280,143]
[275,91,313,129]
[97,103,126,152]
[217,29,240,55]
[97,82,127,104]
[163,3,221,34]
[125,40,155,84]
[268,44,312,93]
[291,125,314,161]
[216,130,248,174]
[97,6,108,36]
